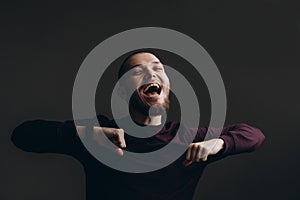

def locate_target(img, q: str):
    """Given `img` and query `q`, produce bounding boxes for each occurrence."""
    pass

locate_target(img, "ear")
[117,85,127,100]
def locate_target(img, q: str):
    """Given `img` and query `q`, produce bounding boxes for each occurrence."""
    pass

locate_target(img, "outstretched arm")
[11,115,127,156]
[11,119,79,154]
[184,123,265,166]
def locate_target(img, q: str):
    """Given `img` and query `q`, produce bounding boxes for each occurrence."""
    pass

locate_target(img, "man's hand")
[183,138,224,167]
[76,126,126,156]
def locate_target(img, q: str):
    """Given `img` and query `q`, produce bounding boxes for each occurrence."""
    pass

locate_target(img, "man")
[11,51,265,200]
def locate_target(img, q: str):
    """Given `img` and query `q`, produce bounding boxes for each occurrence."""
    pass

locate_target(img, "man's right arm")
[11,115,126,156]
[11,119,79,154]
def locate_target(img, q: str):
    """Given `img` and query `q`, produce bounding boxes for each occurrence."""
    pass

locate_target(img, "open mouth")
[140,82,162,97]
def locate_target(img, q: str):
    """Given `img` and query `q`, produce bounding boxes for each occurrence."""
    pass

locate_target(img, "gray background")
[1,0,299,199]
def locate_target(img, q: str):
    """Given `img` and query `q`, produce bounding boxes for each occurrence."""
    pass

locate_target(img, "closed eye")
[131,67,143,75]
[153,65,164,71]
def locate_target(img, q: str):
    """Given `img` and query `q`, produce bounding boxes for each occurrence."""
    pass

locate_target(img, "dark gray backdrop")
[1,0,299,200]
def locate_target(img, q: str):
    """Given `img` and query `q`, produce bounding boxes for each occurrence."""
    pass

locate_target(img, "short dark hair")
[118,50,163,79]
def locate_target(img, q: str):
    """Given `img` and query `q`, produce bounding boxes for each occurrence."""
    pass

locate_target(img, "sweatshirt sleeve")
[11,115,111,154]
[193,123,265,155]
[218,123,265,155]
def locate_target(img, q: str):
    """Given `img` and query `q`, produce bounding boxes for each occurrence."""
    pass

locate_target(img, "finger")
[115,148,124,156]
[200,147,208,162]
[117,129,126,148]
[196,145,203,162]
[186,144,192,161]
[183,160,193,167]
[202,156,208,162]
[191,145,198,162]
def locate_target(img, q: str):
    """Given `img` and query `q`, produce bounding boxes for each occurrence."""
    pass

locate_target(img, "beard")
[129,89,170,117]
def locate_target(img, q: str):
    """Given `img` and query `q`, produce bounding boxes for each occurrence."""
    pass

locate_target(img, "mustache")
[129,90,170,116]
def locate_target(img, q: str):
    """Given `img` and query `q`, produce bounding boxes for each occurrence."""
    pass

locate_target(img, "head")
[118,51,170,117]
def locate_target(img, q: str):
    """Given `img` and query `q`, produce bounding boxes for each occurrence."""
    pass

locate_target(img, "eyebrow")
[129,61,162,69]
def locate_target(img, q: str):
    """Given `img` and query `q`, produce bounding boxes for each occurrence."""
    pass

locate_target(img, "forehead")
[126,53,161,67]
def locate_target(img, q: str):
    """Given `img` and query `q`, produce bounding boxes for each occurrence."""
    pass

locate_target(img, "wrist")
[217,138,225,149]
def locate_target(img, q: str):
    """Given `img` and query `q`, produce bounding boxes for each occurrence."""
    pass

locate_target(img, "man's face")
[121,53,170,115]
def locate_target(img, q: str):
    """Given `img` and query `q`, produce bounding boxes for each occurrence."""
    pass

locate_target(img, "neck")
[130,110,162,126]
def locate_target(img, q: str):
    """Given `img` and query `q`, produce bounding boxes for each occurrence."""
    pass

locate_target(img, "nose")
[144,68,156,79]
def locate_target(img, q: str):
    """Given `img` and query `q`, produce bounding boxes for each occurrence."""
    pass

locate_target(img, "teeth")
[143,83,160,92]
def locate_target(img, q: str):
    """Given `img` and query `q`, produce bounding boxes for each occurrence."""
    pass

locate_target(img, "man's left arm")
[184,123,265,166]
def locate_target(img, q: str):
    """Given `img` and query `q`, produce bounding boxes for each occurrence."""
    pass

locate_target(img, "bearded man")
[12,51,265,200]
